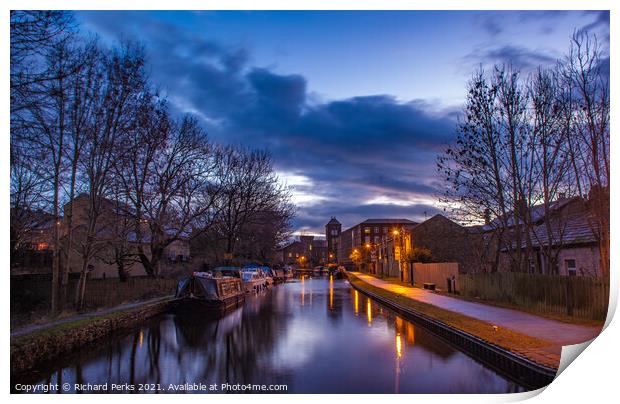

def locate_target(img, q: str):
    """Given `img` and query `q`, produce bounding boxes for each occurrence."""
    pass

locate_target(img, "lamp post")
[393,228,404,282]
[365,243,376,274]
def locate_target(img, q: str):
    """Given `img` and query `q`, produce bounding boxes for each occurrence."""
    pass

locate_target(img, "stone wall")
[11,298,173,374]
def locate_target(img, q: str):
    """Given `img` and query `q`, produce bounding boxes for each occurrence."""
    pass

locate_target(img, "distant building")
[10,209,57,274]
[278,235,328,268]
[61,194,189,279]
[325,217,341,263]
[335,218,417,272]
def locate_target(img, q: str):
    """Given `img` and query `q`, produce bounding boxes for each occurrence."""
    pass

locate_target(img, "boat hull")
[175,293,245,314]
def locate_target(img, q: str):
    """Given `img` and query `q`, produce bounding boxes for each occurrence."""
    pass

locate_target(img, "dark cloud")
[463,45,559,72]
[79,11,458,233]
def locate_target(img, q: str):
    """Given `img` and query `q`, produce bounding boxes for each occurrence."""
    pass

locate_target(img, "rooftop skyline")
[76,10,610,234]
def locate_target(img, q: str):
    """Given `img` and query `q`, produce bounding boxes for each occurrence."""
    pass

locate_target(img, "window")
[374,227,379,233]
[331,229,338,235]
[374,236,380,243]
[364,235,370,243]
[288,253,292,258]
[565,259,577,276]
[528,259,536,274]
[383,227,387,234]
[364,227,371,234]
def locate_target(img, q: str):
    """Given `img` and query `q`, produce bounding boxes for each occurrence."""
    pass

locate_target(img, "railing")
[458,272,609,321]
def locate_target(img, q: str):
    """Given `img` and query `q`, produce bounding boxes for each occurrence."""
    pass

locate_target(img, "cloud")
[76,11,461,233]
[463,45,559,72]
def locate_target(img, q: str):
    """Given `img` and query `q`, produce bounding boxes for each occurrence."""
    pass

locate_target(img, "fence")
[411,262,459,289]
[458,272,609,321]
[11,276,177,327]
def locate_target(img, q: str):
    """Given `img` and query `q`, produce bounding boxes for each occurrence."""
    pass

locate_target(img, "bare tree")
[213,146,294,264]
[437,69,508,272]
[73,43,149,309]
[59,40,104,309]
[116,113,220,277]
[438,31,609,278]
[563,31,610,278]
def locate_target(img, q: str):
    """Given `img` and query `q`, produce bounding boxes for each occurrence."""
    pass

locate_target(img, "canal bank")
[347,272,560,389]
[12,277,528,393]
[11,296,176,375]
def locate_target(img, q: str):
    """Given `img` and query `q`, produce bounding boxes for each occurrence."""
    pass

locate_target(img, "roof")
[502,212,598,251]
[482,197,580,232]
[361,218,417,224]
[326,217,341,225]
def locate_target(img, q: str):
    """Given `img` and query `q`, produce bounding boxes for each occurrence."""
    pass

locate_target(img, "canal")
[16,276,526,393]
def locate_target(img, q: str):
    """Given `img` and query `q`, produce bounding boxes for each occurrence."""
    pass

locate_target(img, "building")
[10,209,57,274]
[62,194,190,279]
[409,214,483,274]
[325,217,341,263]
[482,196,603,276]
[278,235,328,268]
[335,218,417,271]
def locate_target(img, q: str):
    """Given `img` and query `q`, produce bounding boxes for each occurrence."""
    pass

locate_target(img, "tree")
[438,31,609,277]
[212,146,294,264]
[437,68,508,272]
[65,43,150,308]
[117,113,220,277]
[563,32,610,278]
[406,247,433,263]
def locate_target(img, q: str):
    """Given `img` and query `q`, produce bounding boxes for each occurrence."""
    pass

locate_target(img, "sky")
[75,10,610,235]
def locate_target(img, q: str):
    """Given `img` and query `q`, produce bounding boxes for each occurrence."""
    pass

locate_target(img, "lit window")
[565,259,577,276]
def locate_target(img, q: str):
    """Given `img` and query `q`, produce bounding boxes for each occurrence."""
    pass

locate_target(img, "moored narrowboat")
[175,272,245,313]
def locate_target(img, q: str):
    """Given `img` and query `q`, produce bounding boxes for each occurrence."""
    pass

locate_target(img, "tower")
[325,217,342,263]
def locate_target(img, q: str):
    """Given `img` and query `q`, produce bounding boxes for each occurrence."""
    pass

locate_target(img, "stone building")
[325,217,341,263]
[278,235,328,268]
[335,218,417,271]
[62,194,190,279]
[409,214,483,274]
[483,197,603,276]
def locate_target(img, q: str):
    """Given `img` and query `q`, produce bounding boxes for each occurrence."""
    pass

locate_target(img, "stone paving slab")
[350,272,602,346]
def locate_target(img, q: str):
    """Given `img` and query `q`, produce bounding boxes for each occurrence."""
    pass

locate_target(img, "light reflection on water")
[16,277,525,393]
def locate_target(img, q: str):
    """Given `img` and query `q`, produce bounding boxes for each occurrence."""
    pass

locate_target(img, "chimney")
[484,208,491,225]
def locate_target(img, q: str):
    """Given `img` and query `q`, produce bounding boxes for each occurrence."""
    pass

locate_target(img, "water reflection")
[15,277,525,393]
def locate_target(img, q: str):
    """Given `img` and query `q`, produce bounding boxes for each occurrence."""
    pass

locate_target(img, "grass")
[347,273,561,368]
[11,310,130,348]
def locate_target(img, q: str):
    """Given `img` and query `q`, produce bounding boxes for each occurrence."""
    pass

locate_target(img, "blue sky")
[76,10,609,235]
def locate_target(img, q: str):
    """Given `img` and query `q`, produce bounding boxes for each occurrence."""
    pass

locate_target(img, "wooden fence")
[411,262,459,290]
[458,272,609,321]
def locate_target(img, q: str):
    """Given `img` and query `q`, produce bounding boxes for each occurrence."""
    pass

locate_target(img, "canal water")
[16,277,526,393]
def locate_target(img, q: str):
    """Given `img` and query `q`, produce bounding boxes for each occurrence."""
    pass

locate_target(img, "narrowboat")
[239,268,268,293]
[175,272,245,312]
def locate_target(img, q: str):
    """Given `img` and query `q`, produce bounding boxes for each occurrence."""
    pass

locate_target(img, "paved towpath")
[350,272,602,346]
[11,295,174,338]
